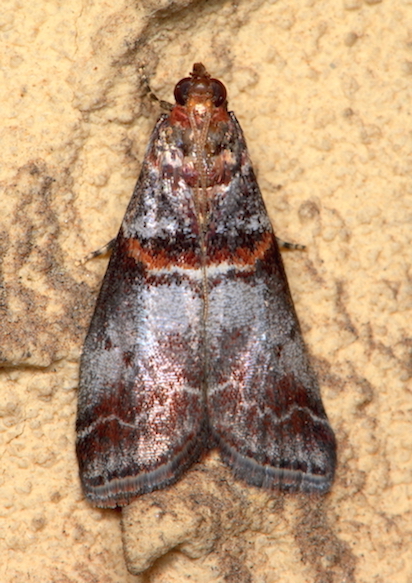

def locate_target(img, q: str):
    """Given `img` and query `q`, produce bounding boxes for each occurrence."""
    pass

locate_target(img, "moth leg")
[81,238,116,264]
[276,237,305,251]
[139,67,173,112]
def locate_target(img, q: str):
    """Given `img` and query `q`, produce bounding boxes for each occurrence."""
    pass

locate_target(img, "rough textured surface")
[1,0,410,582]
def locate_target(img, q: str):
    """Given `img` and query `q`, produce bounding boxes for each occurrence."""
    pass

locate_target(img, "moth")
[76,63,337,508]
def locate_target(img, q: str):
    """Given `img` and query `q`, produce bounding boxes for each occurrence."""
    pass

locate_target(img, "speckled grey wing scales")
[76,116,208,508]
[205,113,336,493]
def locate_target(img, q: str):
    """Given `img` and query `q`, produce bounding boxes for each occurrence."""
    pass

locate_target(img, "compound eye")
[211,79,226,107]
[174,78,191,105]
[173,75,227,107]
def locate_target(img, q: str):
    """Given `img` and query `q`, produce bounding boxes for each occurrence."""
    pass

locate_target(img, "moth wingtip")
[218,441,336,495]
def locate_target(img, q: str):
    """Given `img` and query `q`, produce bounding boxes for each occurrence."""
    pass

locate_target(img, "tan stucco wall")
[1,1,410,581]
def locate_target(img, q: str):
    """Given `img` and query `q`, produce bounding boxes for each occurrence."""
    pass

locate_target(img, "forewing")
[76,116,207,507]
[206,113,336,493]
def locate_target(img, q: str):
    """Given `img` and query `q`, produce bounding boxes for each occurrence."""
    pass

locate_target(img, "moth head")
[174,63,227,109]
